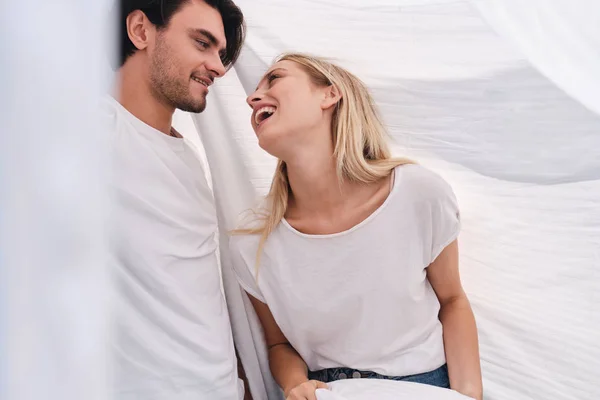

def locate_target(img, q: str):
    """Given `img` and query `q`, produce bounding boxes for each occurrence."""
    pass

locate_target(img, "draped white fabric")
[191,1,600,399]
[2,1,598,400]
[0,1,113,400]
[472,0,600,116]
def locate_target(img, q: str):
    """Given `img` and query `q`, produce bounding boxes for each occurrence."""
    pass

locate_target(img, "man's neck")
[116,60,174,136]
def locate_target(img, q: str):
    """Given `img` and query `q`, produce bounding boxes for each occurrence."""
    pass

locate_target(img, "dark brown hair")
[116,0,245,68]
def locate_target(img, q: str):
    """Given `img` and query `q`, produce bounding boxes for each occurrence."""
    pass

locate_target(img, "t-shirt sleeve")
[427,173,461,265]
[228,236,266,303]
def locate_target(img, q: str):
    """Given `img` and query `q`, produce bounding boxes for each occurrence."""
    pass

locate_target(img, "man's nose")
[207,53,226,78]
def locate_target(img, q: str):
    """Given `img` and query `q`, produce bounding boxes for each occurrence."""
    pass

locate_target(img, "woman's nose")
[246,89,263,108]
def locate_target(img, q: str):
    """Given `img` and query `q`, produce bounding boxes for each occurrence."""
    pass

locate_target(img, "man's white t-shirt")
[103,97,240,400]
[230,164,460,377]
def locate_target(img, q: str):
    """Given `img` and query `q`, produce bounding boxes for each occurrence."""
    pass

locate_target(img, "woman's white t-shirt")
[229,164,460,377]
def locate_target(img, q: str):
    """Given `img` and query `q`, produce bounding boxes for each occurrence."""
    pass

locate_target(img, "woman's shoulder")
[228,208,278,255]
[229,227,262,256]
[393,163,457,203]
[227,227,267,302]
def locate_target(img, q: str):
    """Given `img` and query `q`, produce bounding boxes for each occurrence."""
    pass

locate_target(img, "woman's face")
[246,60,332,158]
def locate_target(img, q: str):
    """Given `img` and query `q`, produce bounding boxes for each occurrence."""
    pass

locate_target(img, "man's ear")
[126,10,154,51]
[320,84,342,110]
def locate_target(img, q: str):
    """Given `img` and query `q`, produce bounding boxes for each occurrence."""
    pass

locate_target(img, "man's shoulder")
[99,95,127,144]
[99,95,120,122]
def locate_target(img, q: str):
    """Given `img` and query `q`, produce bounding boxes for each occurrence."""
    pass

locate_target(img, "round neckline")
[108,96,185,151]
[280,167,398,239]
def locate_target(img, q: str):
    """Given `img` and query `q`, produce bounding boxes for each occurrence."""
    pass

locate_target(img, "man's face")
[148,0,227,113]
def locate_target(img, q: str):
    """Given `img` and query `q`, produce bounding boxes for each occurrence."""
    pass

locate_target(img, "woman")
[230,53,482,400]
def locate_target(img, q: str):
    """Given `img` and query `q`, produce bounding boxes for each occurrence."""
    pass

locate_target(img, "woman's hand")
[285,380,329,400]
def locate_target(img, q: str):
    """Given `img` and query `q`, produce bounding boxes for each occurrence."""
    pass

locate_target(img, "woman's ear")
[320,84,342,110]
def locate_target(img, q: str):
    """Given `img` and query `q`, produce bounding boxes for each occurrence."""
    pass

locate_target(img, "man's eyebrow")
[255,68,287,90]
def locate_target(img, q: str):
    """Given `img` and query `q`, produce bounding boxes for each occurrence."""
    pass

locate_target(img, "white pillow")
[316,379,475,400]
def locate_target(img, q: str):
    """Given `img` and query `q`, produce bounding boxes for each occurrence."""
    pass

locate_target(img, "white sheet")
[192,1,600,399]
[316,379,474,400]
[473,0,600,116]
[2,1,598,400]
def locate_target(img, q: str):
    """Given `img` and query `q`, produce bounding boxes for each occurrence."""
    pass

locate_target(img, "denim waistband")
[308,364,450,389]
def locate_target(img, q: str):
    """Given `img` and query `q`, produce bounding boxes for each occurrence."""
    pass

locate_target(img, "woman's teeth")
[255,106,276,124]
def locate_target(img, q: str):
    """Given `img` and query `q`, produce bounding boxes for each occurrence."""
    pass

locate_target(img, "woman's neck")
[286,155,348,216]
[284,151,394,235]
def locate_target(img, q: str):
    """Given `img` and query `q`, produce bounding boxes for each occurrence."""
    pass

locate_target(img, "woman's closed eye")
[267,74,280,84]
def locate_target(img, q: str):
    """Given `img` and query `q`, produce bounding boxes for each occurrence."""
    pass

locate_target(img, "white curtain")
[472,0,600,116]
[194,1,600,399]
[0,1,113,400]
[3,1,597,399]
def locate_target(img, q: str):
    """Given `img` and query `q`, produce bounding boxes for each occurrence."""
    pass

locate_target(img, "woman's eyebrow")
[256,67,287,90]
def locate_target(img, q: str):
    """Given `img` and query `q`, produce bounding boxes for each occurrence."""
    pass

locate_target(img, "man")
[103,1,248,399]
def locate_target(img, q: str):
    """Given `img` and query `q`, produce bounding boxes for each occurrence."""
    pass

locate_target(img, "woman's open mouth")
[255,106,276,126]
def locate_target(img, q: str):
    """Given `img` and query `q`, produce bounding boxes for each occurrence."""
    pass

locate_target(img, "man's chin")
[176,97,207,114]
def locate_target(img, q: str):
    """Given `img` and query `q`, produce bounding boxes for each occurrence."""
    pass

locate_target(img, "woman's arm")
[427,240,483,400]
[248,295,327,399]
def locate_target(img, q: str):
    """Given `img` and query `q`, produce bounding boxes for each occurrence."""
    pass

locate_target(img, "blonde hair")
[233,53,414,269]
